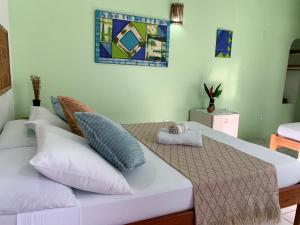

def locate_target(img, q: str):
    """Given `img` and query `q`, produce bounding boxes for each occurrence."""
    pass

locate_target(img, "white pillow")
[26,106,70,131]
[0,147,77,214]
[30,124,131,194]
[0,120,36,149]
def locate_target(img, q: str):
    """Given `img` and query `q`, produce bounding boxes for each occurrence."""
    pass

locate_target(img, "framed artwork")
[0,24,11,96]
[95,10,170,67]
[215,29,233,58]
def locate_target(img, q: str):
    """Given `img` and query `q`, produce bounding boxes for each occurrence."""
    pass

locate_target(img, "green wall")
[9,0,300,140]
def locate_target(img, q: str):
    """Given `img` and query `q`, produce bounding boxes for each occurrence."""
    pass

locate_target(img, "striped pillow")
[74,112,145,171]
[58,96,94,136]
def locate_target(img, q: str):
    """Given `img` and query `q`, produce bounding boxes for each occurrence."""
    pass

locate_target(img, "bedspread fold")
[124,122,281,225]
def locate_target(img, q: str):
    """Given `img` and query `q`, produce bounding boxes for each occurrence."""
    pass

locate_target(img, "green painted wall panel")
[8,0,300,140]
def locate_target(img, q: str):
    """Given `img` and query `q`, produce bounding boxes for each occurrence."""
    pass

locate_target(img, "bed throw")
[123,122,281,225]
[158,128,202,147]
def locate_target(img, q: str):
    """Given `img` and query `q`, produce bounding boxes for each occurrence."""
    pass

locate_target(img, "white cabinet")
[189,109,239,137]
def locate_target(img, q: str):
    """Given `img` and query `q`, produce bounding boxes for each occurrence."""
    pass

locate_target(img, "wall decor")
[0,24,11,95]
[170,3,184,25]
[215,29,233,58]
[95,10,170,67]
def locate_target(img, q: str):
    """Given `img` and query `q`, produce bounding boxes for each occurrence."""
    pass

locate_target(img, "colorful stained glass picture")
[215,29,233,58]
[95,10,170,67]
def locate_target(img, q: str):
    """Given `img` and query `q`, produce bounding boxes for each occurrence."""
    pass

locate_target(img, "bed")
[270,123,300,155]
[1,120,300,225]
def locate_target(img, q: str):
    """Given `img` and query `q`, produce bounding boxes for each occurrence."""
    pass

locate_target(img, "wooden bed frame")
[128,183,300,225]
[270,134,300,152]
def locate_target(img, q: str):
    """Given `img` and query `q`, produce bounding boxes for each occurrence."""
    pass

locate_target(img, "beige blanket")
[124,122,281,225]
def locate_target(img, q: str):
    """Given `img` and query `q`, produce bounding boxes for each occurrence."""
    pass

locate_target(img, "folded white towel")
[158,128,203,147]
[168,122,189,134]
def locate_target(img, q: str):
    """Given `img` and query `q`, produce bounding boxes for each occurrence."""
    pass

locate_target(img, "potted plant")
[30,74,41,106]
[204,83,222,113]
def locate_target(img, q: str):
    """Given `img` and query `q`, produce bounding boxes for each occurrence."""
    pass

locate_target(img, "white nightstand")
[189,109,239,137]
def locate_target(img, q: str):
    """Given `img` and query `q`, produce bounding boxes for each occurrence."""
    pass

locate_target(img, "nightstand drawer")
[213,114,239,137]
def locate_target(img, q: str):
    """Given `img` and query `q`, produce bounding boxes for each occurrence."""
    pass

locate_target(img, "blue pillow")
[74,112,145,171]
[50,96,66,121]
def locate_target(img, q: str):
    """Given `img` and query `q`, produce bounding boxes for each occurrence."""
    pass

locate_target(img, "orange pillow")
[58,96,94,136]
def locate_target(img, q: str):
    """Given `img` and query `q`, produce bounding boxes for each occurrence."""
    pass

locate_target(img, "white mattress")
[0,207,80,225]
[1,120,300,225]
[278,122,300,142]
[0,120,36,150]
[76,144,193,225]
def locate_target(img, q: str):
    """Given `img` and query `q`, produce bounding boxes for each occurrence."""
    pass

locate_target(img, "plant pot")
[207,98,215,113]
[33,99,41,106]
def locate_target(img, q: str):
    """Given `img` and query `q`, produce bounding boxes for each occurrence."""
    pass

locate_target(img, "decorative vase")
[207,98,215,113]
[33,99,41,106]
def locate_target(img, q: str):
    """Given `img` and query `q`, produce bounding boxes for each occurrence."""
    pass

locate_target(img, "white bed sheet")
[76,144,194,225]
[0,120,36,150]
[1,121,300,225]
[0,147,77,215]
[278,122,300,142]
[17,207,80,225]
[0,207,80,225]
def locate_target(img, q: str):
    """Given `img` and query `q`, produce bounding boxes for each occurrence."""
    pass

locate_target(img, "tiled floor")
[281,205,296,225]
[261,205,296,224]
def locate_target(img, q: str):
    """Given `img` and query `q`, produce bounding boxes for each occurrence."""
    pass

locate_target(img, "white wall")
[0,0,15,129]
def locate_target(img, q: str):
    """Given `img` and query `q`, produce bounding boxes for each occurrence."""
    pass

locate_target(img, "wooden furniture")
[270,134,300,152]
[0,24,11,95]
[189,109,239,137]
[128,183,300,225]
[128,210,194,225]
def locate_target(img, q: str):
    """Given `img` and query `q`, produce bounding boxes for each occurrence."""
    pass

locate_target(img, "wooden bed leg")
[294,204,300,225]
[270,134,278,151]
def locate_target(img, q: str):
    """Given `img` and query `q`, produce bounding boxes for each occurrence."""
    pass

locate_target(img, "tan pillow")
[58,96,94,136]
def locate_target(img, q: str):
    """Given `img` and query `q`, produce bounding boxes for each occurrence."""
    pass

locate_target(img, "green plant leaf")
[215,89,222,98]
[215,84,222,93]
[208,85,214,97]
[204,83,210,97]
[213,84,222,98]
